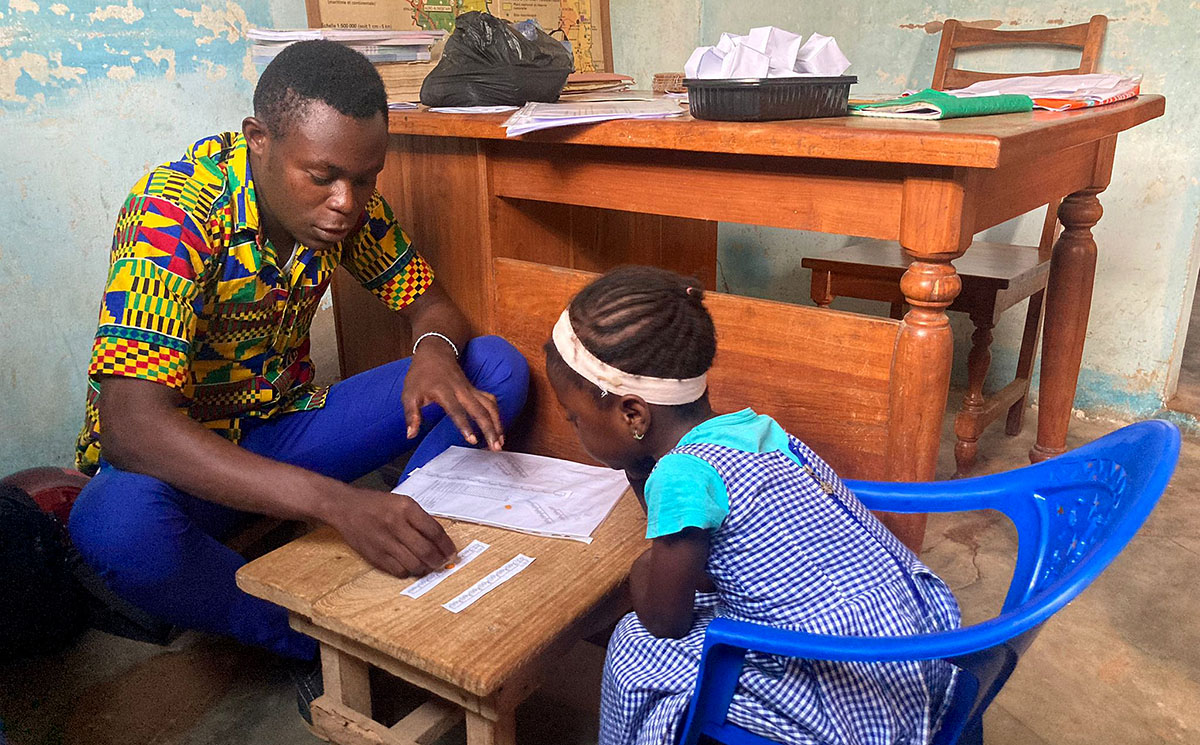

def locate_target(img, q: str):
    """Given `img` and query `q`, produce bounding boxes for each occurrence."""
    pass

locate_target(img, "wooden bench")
[237,258,922,745]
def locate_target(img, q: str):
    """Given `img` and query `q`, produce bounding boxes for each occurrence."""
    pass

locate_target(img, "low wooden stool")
[804,238,1052,475]
[237,491,646,745]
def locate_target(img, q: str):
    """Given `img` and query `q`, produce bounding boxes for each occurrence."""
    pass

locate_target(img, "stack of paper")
[502,99,685,137]
[685,26,851,79]
[393,447,629,543]
[248,28,446,67]
[375,60,438,103]
[561,72,636,96]
[946,73,1142,111]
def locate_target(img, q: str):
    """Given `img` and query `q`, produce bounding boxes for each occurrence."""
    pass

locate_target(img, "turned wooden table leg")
[954,313,995,476]
[1030,190,1103,463]
[883,258,961,550]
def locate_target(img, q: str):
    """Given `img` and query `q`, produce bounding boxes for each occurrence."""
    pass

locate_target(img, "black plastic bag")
[0,478,178,661]
[0,483,90,660]
[420,12,573,107]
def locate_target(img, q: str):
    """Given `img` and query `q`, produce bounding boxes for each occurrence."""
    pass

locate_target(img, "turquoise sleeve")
[644,453,729,539]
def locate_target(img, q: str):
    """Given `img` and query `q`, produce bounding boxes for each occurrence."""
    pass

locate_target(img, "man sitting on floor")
[67,40,528,683]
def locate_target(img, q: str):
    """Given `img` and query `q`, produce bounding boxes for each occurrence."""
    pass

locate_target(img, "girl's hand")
[630,528,711,638]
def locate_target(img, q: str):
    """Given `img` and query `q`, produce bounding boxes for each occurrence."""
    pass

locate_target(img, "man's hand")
[403,339,504,450]
[330,488,457,577]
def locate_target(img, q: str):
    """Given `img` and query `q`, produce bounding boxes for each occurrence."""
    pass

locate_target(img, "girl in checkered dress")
[545,266,961,745]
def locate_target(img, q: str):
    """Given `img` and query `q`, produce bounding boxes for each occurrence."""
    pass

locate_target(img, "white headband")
[551,309,708,405]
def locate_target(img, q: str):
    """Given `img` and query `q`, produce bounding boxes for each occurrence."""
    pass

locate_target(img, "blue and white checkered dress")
[600,435,961,745]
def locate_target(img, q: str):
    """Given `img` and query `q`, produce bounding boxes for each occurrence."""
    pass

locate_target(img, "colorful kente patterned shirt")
[75,131,434,474]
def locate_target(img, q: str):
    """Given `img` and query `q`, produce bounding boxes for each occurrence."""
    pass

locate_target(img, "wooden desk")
[333,97,1164,482]
[237,492,647,745]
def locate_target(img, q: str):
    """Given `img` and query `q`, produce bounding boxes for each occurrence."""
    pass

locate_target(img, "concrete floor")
[3,407,1199,745]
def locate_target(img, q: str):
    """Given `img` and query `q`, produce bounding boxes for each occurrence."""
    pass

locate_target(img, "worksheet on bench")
[392,447,629,543]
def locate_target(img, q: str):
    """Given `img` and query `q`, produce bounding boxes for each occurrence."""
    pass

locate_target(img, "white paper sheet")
[795,33,851,75]
[684,25,851,79]
[399,539,489,599]
[429,105,520,114]
[502,99,685,137]
[945,73,1141,102]
[393,447,629,542]
[443,554,535,613]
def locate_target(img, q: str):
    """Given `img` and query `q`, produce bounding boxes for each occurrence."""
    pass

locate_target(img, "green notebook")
[849,88,1033,120]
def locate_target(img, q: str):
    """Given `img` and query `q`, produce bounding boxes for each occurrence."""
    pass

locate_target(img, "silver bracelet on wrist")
[412,331,460,359]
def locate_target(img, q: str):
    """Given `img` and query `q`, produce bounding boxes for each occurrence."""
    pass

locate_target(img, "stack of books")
[376,60,439,104]
[248,28,446,68]
[560,72,635,96]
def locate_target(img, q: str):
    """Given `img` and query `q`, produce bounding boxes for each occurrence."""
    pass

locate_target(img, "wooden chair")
[802,15,1107,476]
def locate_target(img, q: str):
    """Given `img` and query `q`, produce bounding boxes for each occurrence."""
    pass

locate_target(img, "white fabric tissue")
[684,26,851,79]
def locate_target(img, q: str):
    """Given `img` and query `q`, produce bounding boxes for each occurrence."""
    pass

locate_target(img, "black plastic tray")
[685,75,857,121]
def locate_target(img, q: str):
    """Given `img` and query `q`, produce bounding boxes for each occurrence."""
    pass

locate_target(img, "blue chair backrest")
[895,421,1180,743]
[677,421,1180,745]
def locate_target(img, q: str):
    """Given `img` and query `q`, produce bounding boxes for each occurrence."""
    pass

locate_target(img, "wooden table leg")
[954,311,996,476]
[465,708,517,745]
[322,643,372,715]
[884,258,961,549]
[1030,189,1103,463]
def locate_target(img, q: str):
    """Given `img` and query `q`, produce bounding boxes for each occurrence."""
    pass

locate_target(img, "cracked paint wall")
[613,0,1200,420]
[0,0,305,471]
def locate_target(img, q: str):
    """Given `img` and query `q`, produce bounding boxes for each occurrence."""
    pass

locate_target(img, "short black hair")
[253,40,387,136]
[545,266,717,408]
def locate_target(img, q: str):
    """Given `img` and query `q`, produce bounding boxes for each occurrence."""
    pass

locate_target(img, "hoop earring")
[633,431,645,440]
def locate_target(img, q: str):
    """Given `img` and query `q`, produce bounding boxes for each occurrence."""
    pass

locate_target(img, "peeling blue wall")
[0,0,305,472]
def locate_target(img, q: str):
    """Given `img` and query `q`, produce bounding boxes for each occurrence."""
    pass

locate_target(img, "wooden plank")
[312,695,396,745]
[235,526,372,617]
[490,143,906,239]
[294,616,487,715]
[899,168,976,257]
[491,199,718,287]
[322,644,372,715]
[389,699,462,744]
[386,135,493,334]
[569,209,718,286]
[387,96,1164,169]
[265,492,647,698]
[333,134,497,378]
[493,258,902,481]
[331,268,409,380]
[970,139,1098,234]
[465,710,515,745]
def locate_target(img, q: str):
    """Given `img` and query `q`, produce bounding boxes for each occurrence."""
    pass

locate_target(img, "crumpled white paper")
[685,26,851,79]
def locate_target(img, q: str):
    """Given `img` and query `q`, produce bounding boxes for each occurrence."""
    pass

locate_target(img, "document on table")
[442,554,535,613]
[429,105,519,114]
[502,99,686,137]
[392,447,629,542]
[399,539,489,599]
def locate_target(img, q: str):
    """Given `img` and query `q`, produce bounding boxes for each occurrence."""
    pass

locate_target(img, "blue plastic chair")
[677,419,1180,745]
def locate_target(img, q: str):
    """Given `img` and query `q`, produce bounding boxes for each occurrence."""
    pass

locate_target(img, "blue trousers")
[69,336,528,660]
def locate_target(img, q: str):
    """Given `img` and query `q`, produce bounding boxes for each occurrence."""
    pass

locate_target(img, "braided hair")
[547,266,716,406]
